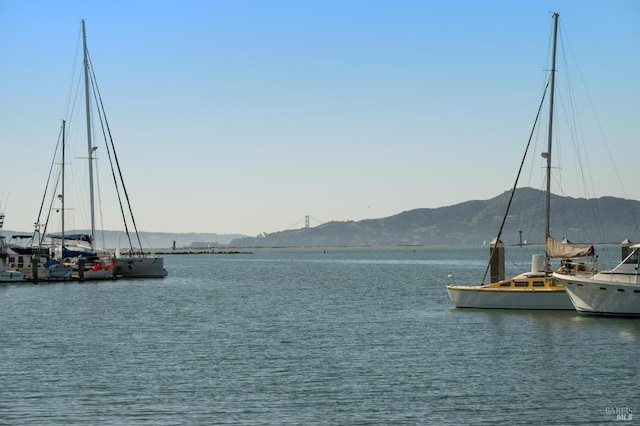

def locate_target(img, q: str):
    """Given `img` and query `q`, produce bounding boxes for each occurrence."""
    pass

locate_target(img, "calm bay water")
[1,246,638,424]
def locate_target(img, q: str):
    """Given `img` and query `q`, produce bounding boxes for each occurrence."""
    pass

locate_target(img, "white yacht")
[553,245,640,316]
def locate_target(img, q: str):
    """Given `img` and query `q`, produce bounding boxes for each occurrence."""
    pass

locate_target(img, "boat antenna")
[544,12,559,270]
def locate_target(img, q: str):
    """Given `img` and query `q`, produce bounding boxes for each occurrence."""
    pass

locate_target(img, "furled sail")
[546,236,594,259]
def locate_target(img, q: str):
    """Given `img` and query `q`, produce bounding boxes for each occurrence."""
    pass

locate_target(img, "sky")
[1,0,639,236]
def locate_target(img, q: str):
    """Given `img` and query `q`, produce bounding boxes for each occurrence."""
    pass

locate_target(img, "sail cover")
[546,236,594,259]
[48,234,92,243]
[62,246,96,258]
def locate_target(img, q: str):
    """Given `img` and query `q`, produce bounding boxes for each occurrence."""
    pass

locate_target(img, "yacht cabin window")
[623,250,639,265]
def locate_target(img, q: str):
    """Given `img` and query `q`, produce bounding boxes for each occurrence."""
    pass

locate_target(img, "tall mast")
[61,120,66,247]
[81,19,96,250]
[544,12,559,270]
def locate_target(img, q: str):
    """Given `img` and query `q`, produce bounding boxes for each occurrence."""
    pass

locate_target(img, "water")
[1,246,638,424]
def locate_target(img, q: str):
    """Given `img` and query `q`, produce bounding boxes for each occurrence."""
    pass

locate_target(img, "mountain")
[229,188,640,247]
[5,188,637,248]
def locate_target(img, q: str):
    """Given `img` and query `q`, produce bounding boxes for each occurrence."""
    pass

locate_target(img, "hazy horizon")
[2,1,639,236]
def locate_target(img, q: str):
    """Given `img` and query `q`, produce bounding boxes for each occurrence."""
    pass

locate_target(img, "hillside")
[5,188,638,249]
[229,188,640,247]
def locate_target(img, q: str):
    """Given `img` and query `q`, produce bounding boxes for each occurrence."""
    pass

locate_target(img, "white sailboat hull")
[76,263,115,280]
[554,274,640,316]
[114,256,167,278]
[45,264,73,279]
[0,270,25,282]
[82,268,114,280]
[446,285,574,310]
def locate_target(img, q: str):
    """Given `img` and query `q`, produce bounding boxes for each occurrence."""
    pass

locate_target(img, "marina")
[0,20,167,283]
[1,5,638,424]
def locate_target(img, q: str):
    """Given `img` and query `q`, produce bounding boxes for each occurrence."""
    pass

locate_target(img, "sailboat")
[36,120,112,280]
[65,20,166,279]
[553,246,640,316]
[35,119,113,280]
[446,13,596,310]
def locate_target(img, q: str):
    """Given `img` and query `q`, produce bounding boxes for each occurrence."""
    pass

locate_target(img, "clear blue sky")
[1,0,639,236]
